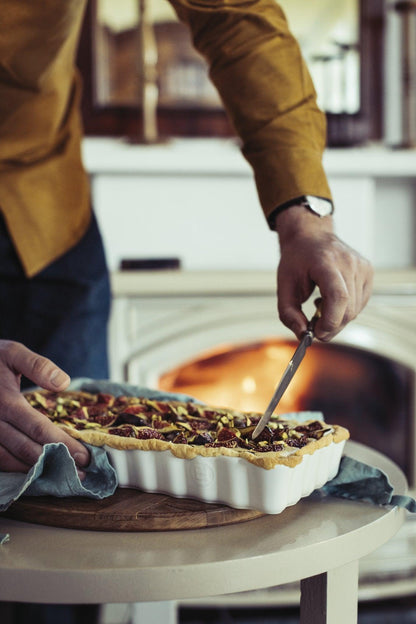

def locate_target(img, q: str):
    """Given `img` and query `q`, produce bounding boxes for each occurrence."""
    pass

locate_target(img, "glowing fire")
[158,339,318,413]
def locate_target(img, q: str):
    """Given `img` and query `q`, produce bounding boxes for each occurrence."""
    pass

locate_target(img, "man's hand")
[274,205,374,341]
[0,341,90,474]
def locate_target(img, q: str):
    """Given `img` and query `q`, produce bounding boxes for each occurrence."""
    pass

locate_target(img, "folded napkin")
[316,455,416,512]
[0,443,117,515]
[0,380,414,544]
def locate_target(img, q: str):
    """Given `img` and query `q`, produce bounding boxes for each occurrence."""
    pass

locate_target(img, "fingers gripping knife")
[252,298,323,440]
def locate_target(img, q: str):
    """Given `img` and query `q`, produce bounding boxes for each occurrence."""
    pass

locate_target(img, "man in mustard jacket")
[0,1,373,475]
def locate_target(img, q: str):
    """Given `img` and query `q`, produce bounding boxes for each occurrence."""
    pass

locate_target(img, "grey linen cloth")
[319,455,416,512]
[0,379,414,543]
[0,442,117,514]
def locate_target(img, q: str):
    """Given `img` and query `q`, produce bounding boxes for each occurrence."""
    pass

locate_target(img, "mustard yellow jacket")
[0,0,331,277]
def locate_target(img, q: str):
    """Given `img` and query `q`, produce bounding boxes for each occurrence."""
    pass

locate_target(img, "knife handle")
[307,297,323,334]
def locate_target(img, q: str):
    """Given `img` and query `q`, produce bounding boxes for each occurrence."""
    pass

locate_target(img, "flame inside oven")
[160,340,316,413]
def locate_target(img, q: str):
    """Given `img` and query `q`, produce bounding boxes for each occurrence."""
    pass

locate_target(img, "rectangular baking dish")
[105,438,346,514]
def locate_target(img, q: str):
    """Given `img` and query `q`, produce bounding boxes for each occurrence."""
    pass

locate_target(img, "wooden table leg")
[300,560,359,624]
[131,601,178,624]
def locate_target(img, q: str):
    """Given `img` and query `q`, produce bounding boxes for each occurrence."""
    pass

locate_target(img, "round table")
[0,442,407,624]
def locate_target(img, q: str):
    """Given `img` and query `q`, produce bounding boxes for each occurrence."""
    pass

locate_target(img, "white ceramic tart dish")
[106,440,347,514]
[25,391,349,514]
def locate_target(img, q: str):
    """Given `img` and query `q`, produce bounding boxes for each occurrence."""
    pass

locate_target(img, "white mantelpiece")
[83,138,416,272]
[83,137,416,178]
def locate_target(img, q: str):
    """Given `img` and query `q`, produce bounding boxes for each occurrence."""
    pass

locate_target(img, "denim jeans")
[0,211,111,387]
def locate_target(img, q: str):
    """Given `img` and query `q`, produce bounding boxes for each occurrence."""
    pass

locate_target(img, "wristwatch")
[269,195,334,225]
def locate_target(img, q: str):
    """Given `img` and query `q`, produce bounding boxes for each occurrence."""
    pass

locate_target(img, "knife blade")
[252,298,322,440]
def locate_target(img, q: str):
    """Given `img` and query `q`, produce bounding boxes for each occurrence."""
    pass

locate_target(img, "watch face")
[304,195,334,217]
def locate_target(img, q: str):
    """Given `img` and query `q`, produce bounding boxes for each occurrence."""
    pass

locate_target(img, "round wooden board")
[3,488,265,531]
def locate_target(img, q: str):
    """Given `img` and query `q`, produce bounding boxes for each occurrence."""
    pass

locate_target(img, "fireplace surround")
[108,268,416,604]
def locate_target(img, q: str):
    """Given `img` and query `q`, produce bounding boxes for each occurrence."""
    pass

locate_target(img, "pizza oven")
[109,268,416,606]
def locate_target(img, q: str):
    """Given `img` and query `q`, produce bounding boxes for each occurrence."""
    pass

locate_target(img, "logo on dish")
[190,460,215,485]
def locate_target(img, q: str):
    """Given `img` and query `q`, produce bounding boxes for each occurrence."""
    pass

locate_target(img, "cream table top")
[0,441,407,606]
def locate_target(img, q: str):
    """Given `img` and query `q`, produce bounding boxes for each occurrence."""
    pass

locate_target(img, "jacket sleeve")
[168,0,332,226]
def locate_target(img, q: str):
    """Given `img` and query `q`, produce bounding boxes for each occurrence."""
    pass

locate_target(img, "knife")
[252,298,322,440]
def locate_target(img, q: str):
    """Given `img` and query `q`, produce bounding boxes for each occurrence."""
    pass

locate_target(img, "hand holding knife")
[252,298,322,440]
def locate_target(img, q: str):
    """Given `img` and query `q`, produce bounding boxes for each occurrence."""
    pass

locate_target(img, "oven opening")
[159,340,415,484]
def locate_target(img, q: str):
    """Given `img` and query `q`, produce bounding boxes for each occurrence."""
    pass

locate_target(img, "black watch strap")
[268,195,334,227]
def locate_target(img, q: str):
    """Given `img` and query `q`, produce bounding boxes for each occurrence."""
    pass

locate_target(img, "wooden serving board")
[3,488,265,531]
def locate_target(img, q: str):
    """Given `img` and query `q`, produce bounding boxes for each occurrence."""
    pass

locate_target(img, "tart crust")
[58,422,349,469]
